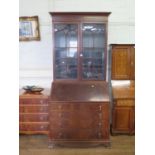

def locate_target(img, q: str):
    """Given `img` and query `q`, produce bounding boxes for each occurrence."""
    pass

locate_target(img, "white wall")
[19,0,135,88]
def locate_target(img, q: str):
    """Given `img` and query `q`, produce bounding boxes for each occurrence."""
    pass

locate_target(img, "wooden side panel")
[130,107,135,134]
[130,46,135,79]
[112,46,130,79]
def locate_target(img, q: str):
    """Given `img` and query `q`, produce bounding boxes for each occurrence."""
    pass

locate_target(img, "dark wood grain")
[49,81,110,147]
[50,81,110,102]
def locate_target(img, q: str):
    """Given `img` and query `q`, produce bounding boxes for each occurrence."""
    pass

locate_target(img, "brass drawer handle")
[98,122,102,126]
[99,113,102,118]
[58,132,63,138]
[59,122,62,127]
[59,113,62,117]
[58,105,62,109]
[40,116,44,120]
[99,105,102,110]
[40,100,44,104]
[40,125,44,129]
[98,132,102,138]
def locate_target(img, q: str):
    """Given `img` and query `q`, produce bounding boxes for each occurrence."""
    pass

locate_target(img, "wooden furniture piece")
[111,81,135,134]
[110,44,135,135]
[48,12,111,147]
[19,90,49,134]
[110,44,135,80]
[50,12,111,80]
[48,81,110,147]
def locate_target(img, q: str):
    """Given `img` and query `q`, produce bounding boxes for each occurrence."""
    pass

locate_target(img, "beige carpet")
[20,135,135,155]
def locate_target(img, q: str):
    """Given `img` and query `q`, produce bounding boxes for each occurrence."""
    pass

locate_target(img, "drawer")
[20,98,48,105]
[19,105,48,113]
[19,113,49,122]
[49,128,104,140]
[19,123,49,131]
[50,110,102,118]
[50,103,107,111]
[50,118,104,129]
[116,100,134,106]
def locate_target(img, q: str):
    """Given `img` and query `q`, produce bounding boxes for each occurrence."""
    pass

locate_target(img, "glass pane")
[55,48,67,59]
[55,48,77,59]
[82,31,93,47]
[54,25,66,47]
[66,25,78,47]
[55,58,77,79]
[55,58,67,79]
[54,24,78,79]
[55,67,77,79]
[54,24,78,47]
[83,48,103,58]
[82,23,105,80]
[67,48,77,58]
[82,24,105,48]
[55,65,67,79]
[82,58,104,80]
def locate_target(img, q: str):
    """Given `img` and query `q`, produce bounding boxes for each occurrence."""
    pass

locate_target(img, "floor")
[19,135,135,155]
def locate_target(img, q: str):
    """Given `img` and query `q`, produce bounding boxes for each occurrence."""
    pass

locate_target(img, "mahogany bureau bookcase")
[19,90,49,134]
[48,12,111,147]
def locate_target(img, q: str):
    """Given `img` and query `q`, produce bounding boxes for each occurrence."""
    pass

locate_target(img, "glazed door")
[54,24,79,79]
[53,23,106,80]
[81,23,106,80]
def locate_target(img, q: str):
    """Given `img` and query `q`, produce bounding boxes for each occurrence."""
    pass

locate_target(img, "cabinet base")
[111,129,135,136]
[48,139,111,148]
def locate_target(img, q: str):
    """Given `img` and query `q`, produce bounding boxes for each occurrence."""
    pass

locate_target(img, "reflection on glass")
[82,24,105,48]
[82,68,104,79]
[54,24,78,47]
[55,58,77,79]
[55,48,67,59]
[83,48,103,58]
[67,48,77,57]
[55,67,77,79]
[81,23,105,80]
[82,58,104,79]
[54,24,78,79]
[55,48,77,59]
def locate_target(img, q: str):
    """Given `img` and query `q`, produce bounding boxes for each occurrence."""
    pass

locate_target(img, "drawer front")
[20,98,48,105]
[50,110,102,119]
[50,103,107,111]
[116,100,134,106]
[19,105,48,113]
[49,129,104,140]
[19,123,49,131]
[50,117,104,129]
[19,113,48,122]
